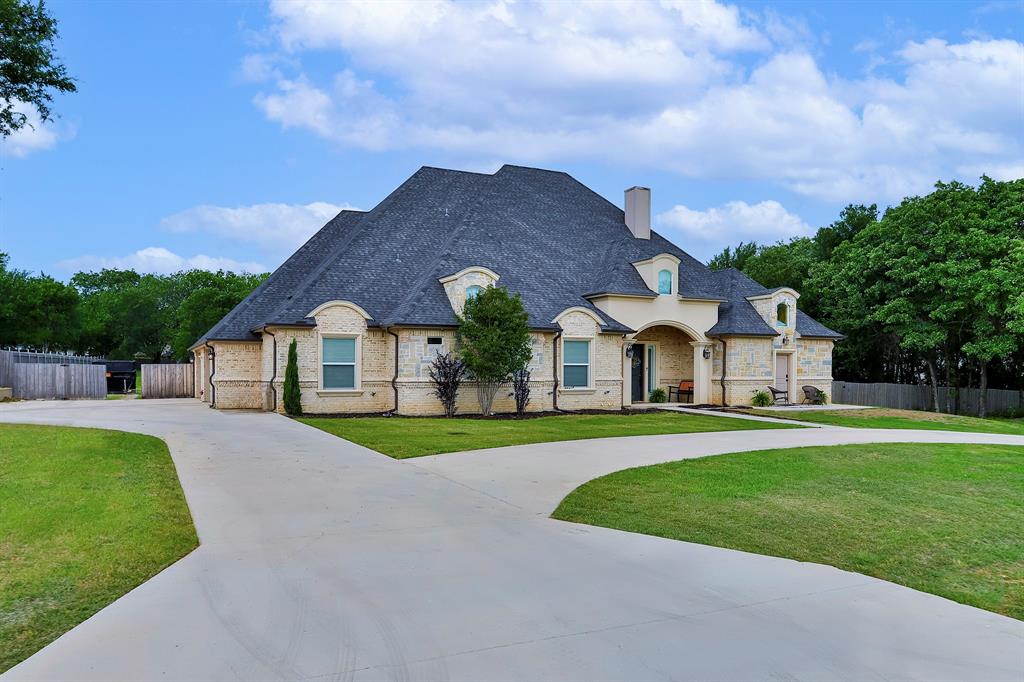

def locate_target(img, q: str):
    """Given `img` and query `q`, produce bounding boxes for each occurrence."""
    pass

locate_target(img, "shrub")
[751,390,772,407]
[649,387,667,403]
[512,368,531,416]
[283,338,302,416]
[429,351,466,418]
[814,390,829,405]
[457,286,532,414]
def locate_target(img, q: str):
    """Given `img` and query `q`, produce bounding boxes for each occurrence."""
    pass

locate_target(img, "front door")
[775,354,789,392]
[631,343,645,401]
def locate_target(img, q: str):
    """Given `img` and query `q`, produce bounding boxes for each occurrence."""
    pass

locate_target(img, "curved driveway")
[2,400,1022,681]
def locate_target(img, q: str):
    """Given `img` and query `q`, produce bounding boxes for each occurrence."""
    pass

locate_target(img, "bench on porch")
[667,380,694,403]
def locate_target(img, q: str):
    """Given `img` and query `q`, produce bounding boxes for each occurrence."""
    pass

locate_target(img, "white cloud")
[160,201,353,250]
[57,247,266,275]
[1,106,63,158]
[246,0,1023,203]
[657,200,811,258]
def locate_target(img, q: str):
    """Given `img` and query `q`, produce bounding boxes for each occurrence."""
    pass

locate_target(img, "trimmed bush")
[283,338,302,416]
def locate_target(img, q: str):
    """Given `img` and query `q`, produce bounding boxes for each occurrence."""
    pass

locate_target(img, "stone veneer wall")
[557,311,623,411]
[795,338,834,400]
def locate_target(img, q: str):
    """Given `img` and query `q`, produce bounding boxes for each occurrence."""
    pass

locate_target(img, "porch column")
[690,341,712,405]
[621,335,635,407]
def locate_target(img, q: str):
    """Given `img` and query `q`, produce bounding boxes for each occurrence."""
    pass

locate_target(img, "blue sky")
[2,0,1021,277]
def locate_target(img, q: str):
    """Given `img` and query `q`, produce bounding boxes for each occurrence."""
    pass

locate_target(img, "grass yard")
[750,407,1024,435]
[298,411,801,458]
[0,424,198,673]
[554,442,1024,619]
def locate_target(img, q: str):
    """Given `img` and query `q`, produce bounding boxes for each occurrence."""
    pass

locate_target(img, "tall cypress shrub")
[283,338,302,415]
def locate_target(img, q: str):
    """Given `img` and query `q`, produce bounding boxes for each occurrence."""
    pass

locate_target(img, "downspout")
[264,329,277,412]
[204,341,216,408]
[719,337,727,407]
[552,330,564,412]
[386,327,400,414]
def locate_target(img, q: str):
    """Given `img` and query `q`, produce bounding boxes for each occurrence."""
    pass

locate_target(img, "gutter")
[552,330,565,412]
[204,341,216,408]
[264,328,277,412]
[386,327,400,414]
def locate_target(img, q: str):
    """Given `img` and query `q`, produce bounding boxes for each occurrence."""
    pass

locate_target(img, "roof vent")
[624,186,650,240]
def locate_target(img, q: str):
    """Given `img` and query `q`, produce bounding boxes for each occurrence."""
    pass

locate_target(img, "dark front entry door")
[631,343,645,402]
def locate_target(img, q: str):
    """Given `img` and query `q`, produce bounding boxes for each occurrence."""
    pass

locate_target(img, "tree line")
[709,176,1024,416]
[0,253,268,362]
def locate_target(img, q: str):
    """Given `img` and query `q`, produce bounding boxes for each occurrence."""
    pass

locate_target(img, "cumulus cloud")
[1,106,64,158]
[656,200,811,258]
[57,247,266,275]
[245,0,1023,203]
[160,201,353,250]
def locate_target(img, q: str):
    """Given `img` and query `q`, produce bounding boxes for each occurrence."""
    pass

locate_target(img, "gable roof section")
[194,165,842,345]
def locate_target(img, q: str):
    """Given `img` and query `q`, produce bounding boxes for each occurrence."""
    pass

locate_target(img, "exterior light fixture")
[625,344,635,358]
[702,347,711,359]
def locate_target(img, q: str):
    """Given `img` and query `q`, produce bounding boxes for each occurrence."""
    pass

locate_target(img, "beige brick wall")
[557,311,623,411]
[209,341,263,409]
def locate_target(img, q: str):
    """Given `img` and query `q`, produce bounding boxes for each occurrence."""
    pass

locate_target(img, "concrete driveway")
[1,399,1022,681]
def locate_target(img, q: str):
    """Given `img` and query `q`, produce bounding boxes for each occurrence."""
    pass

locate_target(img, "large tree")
[0,0,76,137]
[0,252,79,350]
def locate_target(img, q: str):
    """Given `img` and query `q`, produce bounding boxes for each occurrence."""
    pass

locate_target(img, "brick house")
[190,165,841,414]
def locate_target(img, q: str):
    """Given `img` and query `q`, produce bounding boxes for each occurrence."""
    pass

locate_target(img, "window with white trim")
[563,339,591,389]
[657,269,672,295]
[322,337,357,389]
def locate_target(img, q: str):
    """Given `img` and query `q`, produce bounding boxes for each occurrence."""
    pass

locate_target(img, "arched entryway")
[627,323,710,404]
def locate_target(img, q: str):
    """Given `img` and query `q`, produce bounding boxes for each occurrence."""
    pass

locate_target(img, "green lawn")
[0,424,198,672]
[298,411,801,458]
[750,407,1024,435]
[554,442,1024,619]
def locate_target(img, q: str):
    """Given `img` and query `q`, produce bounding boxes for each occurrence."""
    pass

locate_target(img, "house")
[189,165,841,414]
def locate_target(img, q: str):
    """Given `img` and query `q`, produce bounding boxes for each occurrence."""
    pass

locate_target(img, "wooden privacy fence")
[11,363,106,399]
[832,380,1023,417]
[141,364,194,399]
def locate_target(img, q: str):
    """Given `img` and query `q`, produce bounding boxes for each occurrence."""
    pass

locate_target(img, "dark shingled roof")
[194,165,842,346]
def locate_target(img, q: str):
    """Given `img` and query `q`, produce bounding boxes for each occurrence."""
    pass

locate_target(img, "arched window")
[657,269,672,295]
[466,285,483,300]
[776,302,789,326]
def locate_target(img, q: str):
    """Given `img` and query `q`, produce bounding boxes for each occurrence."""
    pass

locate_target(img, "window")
[427,337,443,345]
[563,339,590,389]
[466,285,483,300]
[776,303,789,326]
[657,269,673,295]
[322,337,356,389]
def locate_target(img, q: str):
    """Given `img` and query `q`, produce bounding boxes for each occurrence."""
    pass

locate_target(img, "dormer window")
[466,285,483,300]
[777,303,789,326]
[657,269,673,295]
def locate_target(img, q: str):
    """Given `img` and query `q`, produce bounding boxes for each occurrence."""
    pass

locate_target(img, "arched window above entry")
[466,285,483,300]
[657,269,673,295]
[777,302,789,325]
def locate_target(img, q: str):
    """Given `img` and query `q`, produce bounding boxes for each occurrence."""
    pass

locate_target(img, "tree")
[0,0,76,137]
[283,338,302,416]
[457,286,532,415]
[0,252,79,350]
[428,351,466,418]
[708,242,757,271]
[511,367,531,417]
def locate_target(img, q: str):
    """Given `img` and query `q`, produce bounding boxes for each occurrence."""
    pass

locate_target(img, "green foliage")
[283,338,302,416]
[0,0,77,137]
[813,391,828,405]
[0,252,79,350]
[648,387,667,403]
[457,285,532,413]
[707,241,757,271]
[751,390,773,407]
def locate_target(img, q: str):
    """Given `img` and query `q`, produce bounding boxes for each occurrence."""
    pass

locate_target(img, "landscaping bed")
[554,442,1024,619]
[749,407,1024,435]
[297,410,801,458]
[0,424,198,672]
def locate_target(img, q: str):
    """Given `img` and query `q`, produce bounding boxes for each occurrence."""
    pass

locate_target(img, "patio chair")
[801,385,823,404]
[667,380,694,403]
[767,385,789,405]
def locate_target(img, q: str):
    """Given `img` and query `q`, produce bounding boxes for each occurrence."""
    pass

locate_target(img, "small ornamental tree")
[511,368,531,417]
[457,285,532,415]
[283,338,302,416]
[429,351,466,418]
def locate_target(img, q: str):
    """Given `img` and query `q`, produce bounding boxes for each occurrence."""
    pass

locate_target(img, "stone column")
[690,341,712,404]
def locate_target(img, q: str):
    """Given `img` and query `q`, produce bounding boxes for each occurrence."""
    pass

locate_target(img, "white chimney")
[624,186,650,240]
